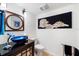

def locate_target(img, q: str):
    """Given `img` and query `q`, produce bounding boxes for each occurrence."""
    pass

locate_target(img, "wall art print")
[38,12,72,29]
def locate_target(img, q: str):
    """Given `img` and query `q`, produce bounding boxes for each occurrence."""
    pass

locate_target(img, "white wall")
[24,12,36,38]
[36,4,79,56]
[0,4,36,44]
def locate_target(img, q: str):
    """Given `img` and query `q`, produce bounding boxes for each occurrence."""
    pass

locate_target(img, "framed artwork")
[38,12,72,29]
[5,11,24,31]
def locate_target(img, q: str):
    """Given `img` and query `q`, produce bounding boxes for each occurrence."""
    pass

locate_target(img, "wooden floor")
[42,50,50,56]
[39,50,53,56]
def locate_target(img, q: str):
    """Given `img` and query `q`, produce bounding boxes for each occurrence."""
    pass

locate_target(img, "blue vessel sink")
[11,36,28,45]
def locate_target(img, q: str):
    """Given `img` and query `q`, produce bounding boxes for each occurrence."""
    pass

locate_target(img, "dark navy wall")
[0,10,4,35]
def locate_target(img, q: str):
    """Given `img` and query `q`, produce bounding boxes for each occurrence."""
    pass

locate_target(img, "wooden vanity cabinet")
[0,40,34,56]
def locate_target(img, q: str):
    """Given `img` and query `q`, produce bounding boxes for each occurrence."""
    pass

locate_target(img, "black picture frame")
[38,12,72,29]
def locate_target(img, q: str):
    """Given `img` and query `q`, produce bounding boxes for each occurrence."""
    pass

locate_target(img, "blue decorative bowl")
[11,36,28,45]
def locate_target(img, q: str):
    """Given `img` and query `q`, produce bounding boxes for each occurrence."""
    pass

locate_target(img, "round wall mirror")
[5,11,24,31]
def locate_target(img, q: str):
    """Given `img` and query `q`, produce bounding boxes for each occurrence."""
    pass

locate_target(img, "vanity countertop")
[0,40,34,56]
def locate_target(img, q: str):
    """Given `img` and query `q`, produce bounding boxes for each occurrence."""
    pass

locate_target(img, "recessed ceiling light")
[40,4,49,11]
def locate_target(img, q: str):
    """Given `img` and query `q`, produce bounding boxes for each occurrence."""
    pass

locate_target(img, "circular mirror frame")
[5,11,24,31]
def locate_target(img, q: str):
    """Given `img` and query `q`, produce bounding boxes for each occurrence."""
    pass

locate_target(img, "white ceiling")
[7,3,74,15]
